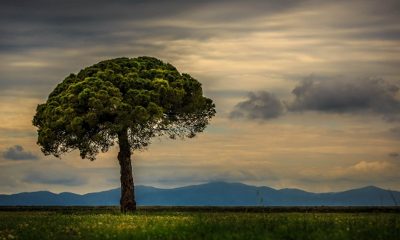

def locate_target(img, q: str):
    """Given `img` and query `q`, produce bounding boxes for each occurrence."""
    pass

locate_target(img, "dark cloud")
[0,0,306,96]
[0,0,302,53]
[3,0,397,56]
[289,78,400,119]
[0,0,301,23]
[231,77,400,121]
[230,91,285,120]
[389,152,399,158]
[2,145,38,161]
[1,0,399,96]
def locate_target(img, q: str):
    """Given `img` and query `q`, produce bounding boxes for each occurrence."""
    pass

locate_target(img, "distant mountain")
[0,182,399,206]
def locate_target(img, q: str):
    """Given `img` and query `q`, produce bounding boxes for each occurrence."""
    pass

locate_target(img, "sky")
[1,0,400,194]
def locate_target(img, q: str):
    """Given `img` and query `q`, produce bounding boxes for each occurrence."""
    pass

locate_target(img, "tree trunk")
[118,129,136,212]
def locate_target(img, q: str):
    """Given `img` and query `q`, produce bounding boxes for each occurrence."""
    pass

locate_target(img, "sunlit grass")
[0,211,399,239]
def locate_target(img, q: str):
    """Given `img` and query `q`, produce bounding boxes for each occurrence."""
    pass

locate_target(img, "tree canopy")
[33,57,216,160]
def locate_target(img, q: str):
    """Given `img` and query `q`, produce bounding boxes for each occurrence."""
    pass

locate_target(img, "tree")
[32,57,216,212]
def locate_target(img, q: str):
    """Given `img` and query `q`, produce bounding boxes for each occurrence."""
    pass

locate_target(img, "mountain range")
[0,181,399,206]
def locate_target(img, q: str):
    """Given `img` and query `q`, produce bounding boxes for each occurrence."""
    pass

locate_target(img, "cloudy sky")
[1,0,400,194]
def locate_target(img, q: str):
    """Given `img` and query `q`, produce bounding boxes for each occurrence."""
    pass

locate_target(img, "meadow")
[0,207,399,240]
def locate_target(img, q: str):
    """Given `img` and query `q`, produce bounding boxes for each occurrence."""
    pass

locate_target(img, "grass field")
[0,207,399,240]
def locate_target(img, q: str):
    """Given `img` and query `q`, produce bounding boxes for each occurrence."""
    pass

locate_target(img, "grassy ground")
[0,208,399,239]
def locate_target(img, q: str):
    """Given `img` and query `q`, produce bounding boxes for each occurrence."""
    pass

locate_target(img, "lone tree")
[33,57,215,212]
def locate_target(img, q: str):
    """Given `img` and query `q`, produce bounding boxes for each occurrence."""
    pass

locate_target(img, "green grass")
[0,210,399,240]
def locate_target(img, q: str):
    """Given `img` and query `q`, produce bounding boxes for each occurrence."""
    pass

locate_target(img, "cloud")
[389,152,399,158]
[2,145,38,160]
[1,0,400,98]
[0,0,304,97]
[2,0,399,55]
[230,91,285,120]
[0,0,302,54]
[231,77,400,121]
[289,77,400,119]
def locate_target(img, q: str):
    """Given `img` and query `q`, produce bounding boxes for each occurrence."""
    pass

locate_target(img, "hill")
[0,181,399,206]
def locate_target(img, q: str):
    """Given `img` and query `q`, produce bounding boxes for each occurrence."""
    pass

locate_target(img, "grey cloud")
[0,0,305,97]
[289,78,400,119]
[0,0,302,53]
[2,145,38,161]
[0,0,302,24]
[389,152,399,158]
[1,0,400,97]
[230,91,285,120]
[231,77,400,121]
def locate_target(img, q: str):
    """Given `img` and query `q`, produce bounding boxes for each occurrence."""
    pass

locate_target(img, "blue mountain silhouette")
[0,182,399,206]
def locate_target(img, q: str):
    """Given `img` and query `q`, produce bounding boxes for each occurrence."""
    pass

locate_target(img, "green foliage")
[0,211,399,240]
[33,57,215,160]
